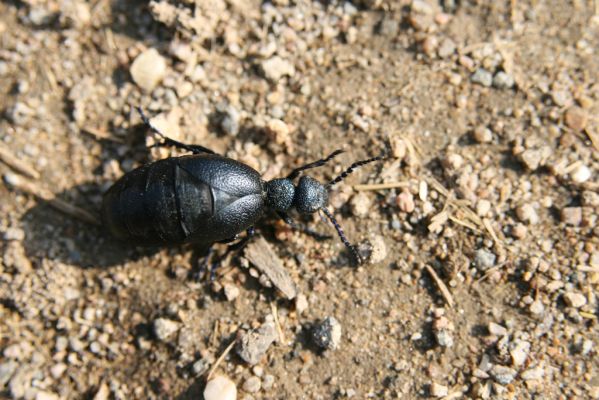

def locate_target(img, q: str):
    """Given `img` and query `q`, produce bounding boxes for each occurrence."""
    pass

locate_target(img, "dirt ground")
[0,0,598,399]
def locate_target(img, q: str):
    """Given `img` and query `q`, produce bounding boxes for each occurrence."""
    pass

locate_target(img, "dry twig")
[0,144,40,179]
[424,264,454,308]
[206,338,237,382]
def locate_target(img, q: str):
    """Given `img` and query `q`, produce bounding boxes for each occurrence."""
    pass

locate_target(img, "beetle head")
[293,176,328,214]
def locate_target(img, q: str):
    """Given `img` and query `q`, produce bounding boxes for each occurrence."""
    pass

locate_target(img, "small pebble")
[217,104,240,136]
[521,365,545,381]
[488,322,507,337]
[476,199,491,217]
[490,365,517,385]
[236,321,277,365]
[350,192,372,217]
[473,126,493,143]
[295,293,308,315]
[529,299,544,315]
[509,340,530,367]
[437,38,456,58]
[311,316,342,350]
[396,190,415,213]
[223,283,240,301]
[430,382,448,398]
[563,292,587,308]
[435,330,454,348]
[266,119,291,146]
[570,165,591,183]
[511,223,527,239]
[564,107,588,131]
[471,68,493,87]
[516,204,539,225]
[519,149,543,170]
[204,375,237,400]
[262,374,275,390]
[192,359,209,376]
[493,71,515,89]
[475,249,496,270]
[242,376,261,393]
[3,227,25,241]
[561,207,582,226]
[153,318,181,341]
[261,56,295,82]
[130,48,167,91]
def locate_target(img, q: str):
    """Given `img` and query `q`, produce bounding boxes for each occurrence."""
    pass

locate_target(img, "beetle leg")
[277,212,332,241]
[192,246,215,281]
[209,227,256,280]
[137,107,217,155]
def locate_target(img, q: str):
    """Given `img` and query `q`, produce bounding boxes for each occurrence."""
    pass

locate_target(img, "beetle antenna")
[287,149,345,180]
[136,107,165,138]
[321,207,363,265]
[326,155,384,188]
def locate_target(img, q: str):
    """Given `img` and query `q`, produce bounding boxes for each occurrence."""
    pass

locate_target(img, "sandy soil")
[0,0,598,399]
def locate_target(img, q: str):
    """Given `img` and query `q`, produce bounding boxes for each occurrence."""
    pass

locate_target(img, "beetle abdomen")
[102,158,213,246]
[102,154,266,246]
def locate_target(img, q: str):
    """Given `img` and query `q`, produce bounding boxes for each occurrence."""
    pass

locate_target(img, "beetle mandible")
[102,108,382,270]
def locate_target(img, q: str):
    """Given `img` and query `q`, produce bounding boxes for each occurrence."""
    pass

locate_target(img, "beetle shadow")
[17,180,165,269]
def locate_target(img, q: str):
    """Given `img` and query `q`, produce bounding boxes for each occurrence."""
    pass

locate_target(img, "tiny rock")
[130,48,167,91]
[516,204,539,225]
[295,293,308,315]
[437,37,456,58]
[475,248,497,270]
[521,365,545,381]
[490,365,517,385]
[493,71,515,89]
[510,340,530,367]
[471,68,493,87]
[204,375,237,400]
[311,316,342,350]
[217,104,240,136]
[351,192,372,217]
[236,321,278,365]
[488,322,508,337]
[153,318,181,342]
[242,376,261,393]
[519,149,543,171]
[563,292,587,308]
[266,119,291,146]
[570,165,591,183]
[473,126,493,143]
[223,283,240,301]
[261,56,295,82]
[561,207,582,226]
[564,107,588,131]
[430,382,449,398]
[396,190,415,213]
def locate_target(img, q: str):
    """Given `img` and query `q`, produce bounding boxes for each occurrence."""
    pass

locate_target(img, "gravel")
[470,68,493,87]
[204,375,237,400]
[236,321,278,365]
[130,48,167,92]
[311,316,342,351]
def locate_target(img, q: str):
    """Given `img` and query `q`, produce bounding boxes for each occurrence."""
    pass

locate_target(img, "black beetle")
[102,108,382,269]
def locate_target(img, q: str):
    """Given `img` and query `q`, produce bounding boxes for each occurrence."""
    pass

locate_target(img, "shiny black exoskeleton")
[102,108,382,267]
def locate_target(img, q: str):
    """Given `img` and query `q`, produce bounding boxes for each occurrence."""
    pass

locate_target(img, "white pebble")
[516,203,539,225]
[130,48,167,91]
[242,376,261,393]
[224,284,240,301]
[153,318,181,341]
[204,375,237,400]
[430,382,448,398]
[571,165,591,183]
[563,292,587,308]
